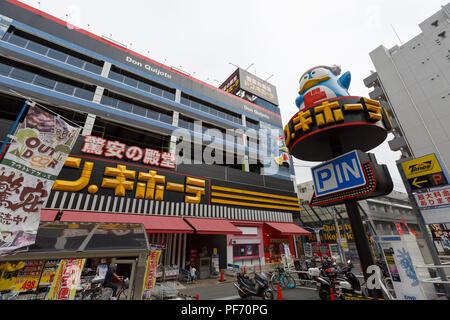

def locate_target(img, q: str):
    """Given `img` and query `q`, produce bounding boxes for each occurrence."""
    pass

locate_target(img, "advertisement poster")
[282,243,293,268]
[45,259,85,300]
[0,104,80,256]
[141,245,163,300]
[378,236,429,300]
[0,259,58,292]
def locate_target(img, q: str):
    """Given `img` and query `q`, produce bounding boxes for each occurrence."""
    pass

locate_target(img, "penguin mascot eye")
[309,68,329,79]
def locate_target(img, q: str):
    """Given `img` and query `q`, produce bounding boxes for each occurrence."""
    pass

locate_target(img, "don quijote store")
[0,0,310,299]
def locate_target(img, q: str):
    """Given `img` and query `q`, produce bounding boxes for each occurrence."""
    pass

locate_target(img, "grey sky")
[20,0,447,191]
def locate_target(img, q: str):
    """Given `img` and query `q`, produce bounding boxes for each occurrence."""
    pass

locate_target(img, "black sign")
[407,172,449,190]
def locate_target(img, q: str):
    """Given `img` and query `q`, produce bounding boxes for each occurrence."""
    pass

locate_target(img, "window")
[232,244,260,259]
[137,82,151,92]
[84,62,102,75]
[47,49,67,62]
[67,55,85,68]
[8,33,27,47]
[4,28,103,74]
[123,76,138,88]
[74,87,94,100]
[33,75,56,90]
[0,63,12,77]
[26,41,48,55]
[107,65,175,100]
[10,68,34,83]
[55,82,75,95]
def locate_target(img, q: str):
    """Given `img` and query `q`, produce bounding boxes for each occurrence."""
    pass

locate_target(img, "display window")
[232,244,259,259]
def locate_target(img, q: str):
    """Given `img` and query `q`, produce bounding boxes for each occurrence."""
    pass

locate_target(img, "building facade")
[0,0,308,278]
[297,181,419,260]
[364,3,450,253]
[364,3,450,168]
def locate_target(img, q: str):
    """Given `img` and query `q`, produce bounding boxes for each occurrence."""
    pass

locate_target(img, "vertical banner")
[45,259,86,300]
[0,104,80,256]
[141,245,163,300]
[378,235,429,300]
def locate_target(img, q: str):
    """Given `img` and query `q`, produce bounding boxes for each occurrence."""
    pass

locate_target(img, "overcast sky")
[20,0,448,191]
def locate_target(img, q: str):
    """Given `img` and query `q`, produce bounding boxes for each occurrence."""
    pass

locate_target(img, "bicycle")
[269,267,296,290]
[115,277,129,300]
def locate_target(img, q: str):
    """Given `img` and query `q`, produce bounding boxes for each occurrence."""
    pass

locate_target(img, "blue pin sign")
[312,150,367,198]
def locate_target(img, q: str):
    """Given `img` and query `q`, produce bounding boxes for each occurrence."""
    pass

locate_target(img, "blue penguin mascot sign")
[296,65,351,110]
[284,65,393,162]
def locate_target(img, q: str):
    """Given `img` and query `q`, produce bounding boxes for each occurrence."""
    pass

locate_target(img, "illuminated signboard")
[312,150,366,198]
[284,97,392,162]
[220,68,279,106]
[400,154,448,190]
[309,151,393,207]
[219,69,240,95]
[51,136,208,205]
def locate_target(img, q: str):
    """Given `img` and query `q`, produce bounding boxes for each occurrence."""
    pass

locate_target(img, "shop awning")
[40,209,59,222]
[265,222,311,235]
[184,218,243,235]
[61,211,194,234]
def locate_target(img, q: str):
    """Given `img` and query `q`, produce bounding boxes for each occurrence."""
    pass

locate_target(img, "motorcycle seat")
[239,274,256,286]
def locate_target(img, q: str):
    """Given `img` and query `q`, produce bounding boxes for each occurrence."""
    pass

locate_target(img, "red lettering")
[432,174,444,186]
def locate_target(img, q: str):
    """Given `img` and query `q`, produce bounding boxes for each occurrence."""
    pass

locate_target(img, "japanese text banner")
[45,259,85,300]
[141,245,163,300]
[0,104,80,256]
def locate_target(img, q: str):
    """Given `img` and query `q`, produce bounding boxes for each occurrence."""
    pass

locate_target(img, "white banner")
[0,104,80,256]
[414,187,450,224]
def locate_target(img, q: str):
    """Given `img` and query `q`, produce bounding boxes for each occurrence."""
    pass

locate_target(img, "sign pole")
[344,199,381,298]
[330,145,382,299]
[396,160,450,299]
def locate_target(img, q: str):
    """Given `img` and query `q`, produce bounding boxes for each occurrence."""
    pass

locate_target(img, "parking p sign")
[312,150,367,198]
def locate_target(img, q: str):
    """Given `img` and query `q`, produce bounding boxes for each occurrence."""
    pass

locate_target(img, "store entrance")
[112,259,136,300]
[186,234,227,280]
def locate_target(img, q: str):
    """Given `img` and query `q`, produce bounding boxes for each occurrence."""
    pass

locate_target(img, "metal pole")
[344,199,382,298]
[395,161,450,299]
[332,209,346,265]
[0,102,29,157]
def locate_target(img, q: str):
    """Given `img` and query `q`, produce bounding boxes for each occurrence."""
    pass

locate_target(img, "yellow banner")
[141,248,162,300]
[45,259,85,300]
[401,154,443,179]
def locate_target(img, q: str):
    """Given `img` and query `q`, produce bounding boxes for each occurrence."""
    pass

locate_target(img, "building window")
[233,244,260,259]
[0,56,95,101]
[107,65,175,101]
[3,27,103,75]
[180,93,243,125]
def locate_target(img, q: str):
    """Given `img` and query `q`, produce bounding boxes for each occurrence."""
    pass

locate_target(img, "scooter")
[312,259,362,300]
[234,272,274,300]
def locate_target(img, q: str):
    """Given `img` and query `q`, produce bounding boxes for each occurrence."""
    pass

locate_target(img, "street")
[178,281,321,301]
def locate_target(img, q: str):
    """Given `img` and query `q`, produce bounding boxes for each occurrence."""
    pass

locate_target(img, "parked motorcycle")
[234,272,274,300]
[312,258,362,300]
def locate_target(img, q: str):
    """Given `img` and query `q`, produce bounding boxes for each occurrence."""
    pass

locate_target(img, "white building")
[364,4,450,173]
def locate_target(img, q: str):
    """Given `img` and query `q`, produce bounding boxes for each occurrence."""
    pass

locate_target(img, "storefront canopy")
[60,211,194,234]
[0,221,149,262]
[265,222,311,236]
[40,209,59,222]
[184,218,243,235]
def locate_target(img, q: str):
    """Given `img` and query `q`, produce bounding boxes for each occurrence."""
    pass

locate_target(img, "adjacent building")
[297,181,419,260]
[0,0,308,279]
[364,3,450,251]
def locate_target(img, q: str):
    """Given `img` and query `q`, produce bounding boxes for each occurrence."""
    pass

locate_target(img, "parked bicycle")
[115,277,129,300]
[268,266,296,290]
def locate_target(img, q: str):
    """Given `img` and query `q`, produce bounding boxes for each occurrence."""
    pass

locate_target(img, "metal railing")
[414,262,450,300]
